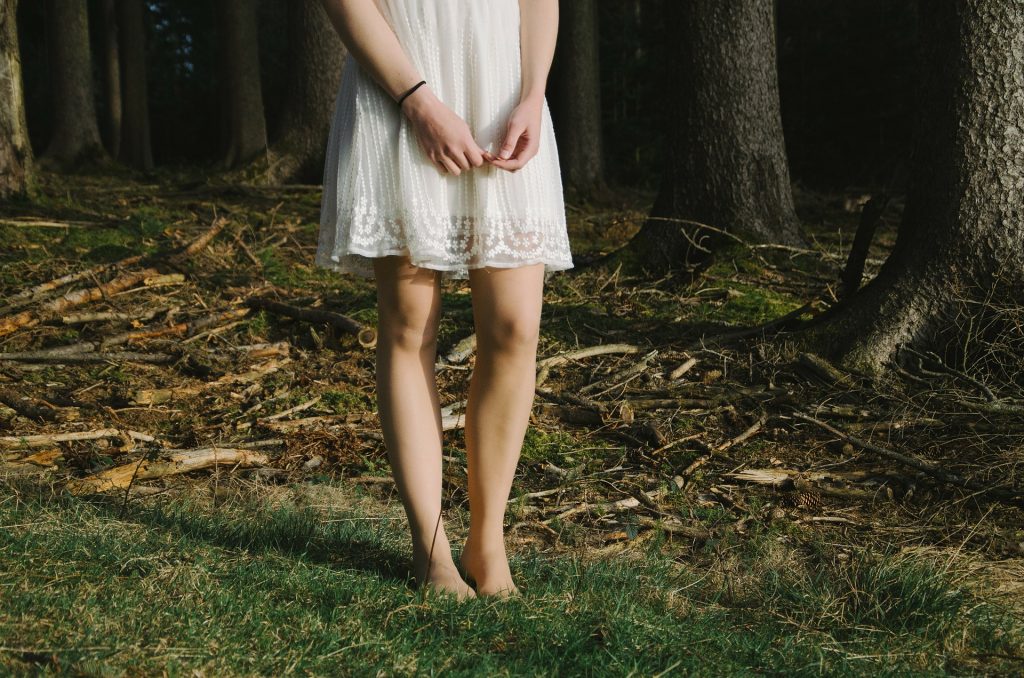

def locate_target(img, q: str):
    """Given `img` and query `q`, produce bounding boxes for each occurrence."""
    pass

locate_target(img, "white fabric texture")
[316,0,574,281]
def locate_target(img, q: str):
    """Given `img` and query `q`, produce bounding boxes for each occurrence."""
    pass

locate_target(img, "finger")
[439,154,461,175]
[428,151,446,174]
[466,144,486,168]
[495,137,531,168]
[498,121,526,160]
[452,150,472,171]
[488,157,525,172]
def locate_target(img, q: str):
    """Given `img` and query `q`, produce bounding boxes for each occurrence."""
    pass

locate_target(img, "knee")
[381,314,439,353]
[479,315,540,354]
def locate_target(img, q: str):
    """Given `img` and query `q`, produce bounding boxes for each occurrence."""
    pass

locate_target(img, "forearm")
[517,0,558,104]
[319,0,423,102]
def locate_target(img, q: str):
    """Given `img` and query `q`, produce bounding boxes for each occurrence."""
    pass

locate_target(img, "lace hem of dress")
[315,210,574,281]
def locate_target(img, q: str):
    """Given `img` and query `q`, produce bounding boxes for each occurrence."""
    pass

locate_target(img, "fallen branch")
[244,296,375,347]
[0,390,69,422]
[66,447,269,495]
[668,356,698,380]
[579,348,658,396]
[0,350,176,364]
[839,192,890,299]
[0,253,146,316]
[132,358,287,405]
[536,343,640,387]
[0,267,162,338]
[99,307,251,349]
[443,333,477,364]
[682,410,768,478]
[791,412,1023,503]
[0,217,228,336]
[0,428,157,448]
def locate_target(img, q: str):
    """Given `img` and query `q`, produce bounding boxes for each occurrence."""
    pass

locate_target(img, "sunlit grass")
[1,476,1020,676]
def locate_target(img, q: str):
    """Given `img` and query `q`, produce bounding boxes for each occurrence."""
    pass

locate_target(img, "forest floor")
[1,168,1022,675]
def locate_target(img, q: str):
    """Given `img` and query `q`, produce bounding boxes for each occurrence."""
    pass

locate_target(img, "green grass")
[1,478,1020,676]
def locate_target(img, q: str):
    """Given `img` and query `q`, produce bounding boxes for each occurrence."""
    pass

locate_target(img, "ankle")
[463,533,508,558]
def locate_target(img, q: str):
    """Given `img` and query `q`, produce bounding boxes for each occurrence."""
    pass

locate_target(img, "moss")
[321,389,370,414]
[518,427,581,463]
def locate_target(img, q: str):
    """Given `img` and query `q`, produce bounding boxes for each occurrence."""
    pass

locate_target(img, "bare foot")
[413,553,476,601]
[459,535,521,598]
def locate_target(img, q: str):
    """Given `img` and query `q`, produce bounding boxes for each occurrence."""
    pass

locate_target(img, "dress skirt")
[315,0,575,281]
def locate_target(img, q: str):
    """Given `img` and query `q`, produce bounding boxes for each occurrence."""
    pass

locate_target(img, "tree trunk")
[550,0,605,199]
[263,0,344,184]
[41,0,103,166]
[217,0,267,169]
[116,0,152,171]
[0,0,32,198]
[99,0,121,158]
[623,0,802,275]
[804,0,1024,376]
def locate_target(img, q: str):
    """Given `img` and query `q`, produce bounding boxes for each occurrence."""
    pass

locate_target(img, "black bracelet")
[398,80,427,107]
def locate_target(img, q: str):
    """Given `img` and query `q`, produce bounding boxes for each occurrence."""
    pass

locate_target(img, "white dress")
[315,0,574,281]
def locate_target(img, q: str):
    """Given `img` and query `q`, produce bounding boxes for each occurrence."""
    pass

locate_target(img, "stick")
[536,343,640,387]
[132,359,286,405]
[443,333,477,364]
[839,193,890,298]
[0,268,162,337]
[244,297,375,347]
[1,429,157,448]
[0,350,176,364]
[681,410,768,477]
[579,349,658,396]
[66,447,270,495]
[0,254,146,316]
[791,412,1023,502]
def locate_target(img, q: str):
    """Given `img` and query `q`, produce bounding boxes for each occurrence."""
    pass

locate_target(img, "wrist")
[519,86,545,106]
[400,84,436,119]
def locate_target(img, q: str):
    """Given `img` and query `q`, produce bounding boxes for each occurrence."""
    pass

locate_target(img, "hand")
[486,96,544,173]
[401,85,487,176]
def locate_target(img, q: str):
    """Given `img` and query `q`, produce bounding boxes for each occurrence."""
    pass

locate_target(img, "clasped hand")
[402,85,542,176]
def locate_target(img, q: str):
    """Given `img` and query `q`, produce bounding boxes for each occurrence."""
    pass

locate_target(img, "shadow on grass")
[7,476,414,587]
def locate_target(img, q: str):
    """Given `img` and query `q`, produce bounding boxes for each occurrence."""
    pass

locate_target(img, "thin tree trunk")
[550,0,605,199]
[217,0,267,169]
[99,0,121,158]
[263,0,344,184]
[41,0,103,166]
[622,0,802,275]
[803,0,1024,376]
[0,0,32,198]
[116,0,152,171]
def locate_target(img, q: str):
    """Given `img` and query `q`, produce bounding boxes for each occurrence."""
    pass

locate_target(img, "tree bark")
[217,0,267,169]
[0,0,32,198]
[550,0,605,199]
[263,0,344,184]
[804,0,1024,376]
[99,0,121,158]
[41,0,103,166]
[116,0,152,171]
[623,0,802,275]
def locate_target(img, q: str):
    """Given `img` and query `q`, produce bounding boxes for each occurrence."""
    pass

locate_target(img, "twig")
[536,343,640,387]
[244,296,375,347]
[791,412,1023,503]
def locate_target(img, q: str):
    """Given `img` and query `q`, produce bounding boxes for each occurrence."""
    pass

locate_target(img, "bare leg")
[459,263,546,596]
[373,255,475,600]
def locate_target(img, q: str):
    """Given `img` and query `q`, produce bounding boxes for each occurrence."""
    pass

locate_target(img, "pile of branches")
[2,218,1022,558]
[0,217,377,497]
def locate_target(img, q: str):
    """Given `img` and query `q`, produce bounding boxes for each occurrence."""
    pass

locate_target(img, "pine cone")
[779,490,824,510]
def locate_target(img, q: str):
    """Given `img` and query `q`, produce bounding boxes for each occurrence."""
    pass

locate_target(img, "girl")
[316,0,573,599]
